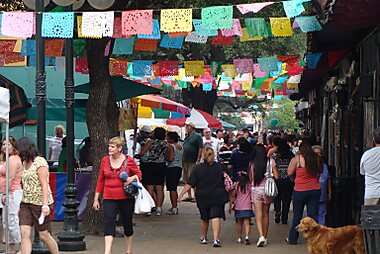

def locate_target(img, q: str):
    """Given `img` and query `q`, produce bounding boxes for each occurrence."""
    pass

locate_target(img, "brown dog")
[297,217,365,254]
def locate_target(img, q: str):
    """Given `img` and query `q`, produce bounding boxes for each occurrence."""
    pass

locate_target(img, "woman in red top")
[93,136,141,254]
[286,142,322,244]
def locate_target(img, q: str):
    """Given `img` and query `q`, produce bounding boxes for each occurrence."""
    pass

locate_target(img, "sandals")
[182,197,195,202]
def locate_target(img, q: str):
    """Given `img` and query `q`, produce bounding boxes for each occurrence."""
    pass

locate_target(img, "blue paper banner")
[28,56,56,67]
[21,40,36,56]
[192,19,218,37]
[42,12,74,38]
[269,62,283,77]
[282,0,306,18]
[159,34,184,49]
[0,14,2,36]
[258,56,278,72]
[137,19,161,40]
[202,83,213,91]
[132,60,152,76]
[113,37,135,55]
[295,16,322,32]
[274,75,289,84]
[305,52,323,69]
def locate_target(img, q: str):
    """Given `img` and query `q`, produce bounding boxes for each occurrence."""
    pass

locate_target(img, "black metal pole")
[57,5,86,251]
[33,0,49,253]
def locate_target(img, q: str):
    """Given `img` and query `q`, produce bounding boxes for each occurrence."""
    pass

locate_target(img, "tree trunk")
[81,38,119,234]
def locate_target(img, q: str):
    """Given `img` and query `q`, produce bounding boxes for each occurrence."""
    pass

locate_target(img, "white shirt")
[203,136,220,154]
[49,136,63,161]
[360,146,380,199]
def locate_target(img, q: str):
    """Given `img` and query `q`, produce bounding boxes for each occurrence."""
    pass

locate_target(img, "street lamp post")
[57,5,86,251]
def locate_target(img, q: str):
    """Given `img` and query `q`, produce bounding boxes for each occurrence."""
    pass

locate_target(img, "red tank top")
[294,156,320,191]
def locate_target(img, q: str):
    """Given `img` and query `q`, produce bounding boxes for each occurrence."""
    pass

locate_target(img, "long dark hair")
[273,137,293,160]
[299,142,322,175]
[237,170,249,193]
[14,137,41,162]
[1,137,17,161]
[251,144,267,187]
[237,137,252,153]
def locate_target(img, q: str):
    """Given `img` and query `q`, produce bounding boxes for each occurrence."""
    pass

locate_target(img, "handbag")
[264,158,278,198]
[134,181,155,214]
[120,157,139,197]
[223,172,234,192]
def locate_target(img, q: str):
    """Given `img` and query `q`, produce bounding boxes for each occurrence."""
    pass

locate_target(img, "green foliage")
[264,97,300,131]
[0,0,25,11]
[218,114,246,130]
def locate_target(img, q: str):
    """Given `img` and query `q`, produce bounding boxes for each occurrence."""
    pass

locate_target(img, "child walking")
[229,170,254,245]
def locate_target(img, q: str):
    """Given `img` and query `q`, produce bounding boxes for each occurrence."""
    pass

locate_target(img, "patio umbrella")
[0,74,31,128]
[74,77,161,101]
[138,95,190,116]
[166,108,222,129]
[218,119,236,129]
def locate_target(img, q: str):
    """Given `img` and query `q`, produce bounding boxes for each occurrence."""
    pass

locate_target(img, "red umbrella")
[167,108,222,129]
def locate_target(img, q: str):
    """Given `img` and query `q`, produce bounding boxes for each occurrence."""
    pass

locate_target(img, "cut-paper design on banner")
[201,6,233,30]
[270,18,292,37]
[109,59,129,76]
[134,39,157,51]
[288,74,301,84]
[202,83,212,91]
[42,12,74,38]
[233,58,254,74]
[185,32,208,44]
[221,19,242,37]
[159,34,184,49]
[81,12,114,38]
[270,62,284,77]
[287,62,304,75]
[245,18,271,38]
[113,37,135,55]
[278,54,300,65]
[168,32,189,38]
[295,16,322,32]
[75,58,89,74]
[282,0,306,18]
[122,10,153,36]
[160,9,192,33]
[257,56,278,72]
[237,2,275,15]
[210,61,222,77]
[45,39,64,57]
[222,64,237,78]
[0,40,17,54]
[211,31,234,46]
[159,61,179,77]
[132,60,152,76]
[1,12,35,38]
[113,17,122,38]
[137,19,161,40]
[192,19,218,37]
[305,52,323,69]
[240,28,263,42]
[184,61,205,76]
[253,64,267,78]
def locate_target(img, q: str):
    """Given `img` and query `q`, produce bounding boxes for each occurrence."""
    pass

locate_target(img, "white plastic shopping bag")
[134,182,155,214]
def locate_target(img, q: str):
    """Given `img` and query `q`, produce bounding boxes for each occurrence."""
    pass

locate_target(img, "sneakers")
[237,237,242,244]
[212,240,221,247]
[156,207,162,216]
[257,236,266,247]
[166,208,178,215]
[245,236,251,245]
[200,237,208,244]
[275,212,281,224]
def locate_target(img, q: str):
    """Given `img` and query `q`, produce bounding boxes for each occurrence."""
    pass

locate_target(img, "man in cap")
[182,121,203,202]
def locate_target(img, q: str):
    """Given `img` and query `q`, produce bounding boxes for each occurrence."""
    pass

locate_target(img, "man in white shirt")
[360,127,380,205]
[203,128,220,160]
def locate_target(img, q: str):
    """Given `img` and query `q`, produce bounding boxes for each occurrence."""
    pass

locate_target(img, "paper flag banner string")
[234,58,254,74]
[185,32,208,44]
[45,39,64,57]
[199,72,213,84]
[277,54,300,65]
[132,60,152,76]
[237,2,275,15]
[42,12,74,38]
[253,77,267,89]
[192,19,218,37]
[113,17,122,38]
[240,28,263,42]
[201,6,233,30]
[245,18,271,38]
[81,12,114,38]
[221,19,242,37]
[305,52,323,69]
[1,12,35,38]
[137,19,160,40]
[295,16,322,32]
[287,62,304,75]
[282,0,305,18]
[184,61,205,76]
[113,37,135,55]
[160,9,192,33]
[134,39,158,51]
[211,30,234,46]
[292,19,299,28]
[75,58,89,74]
[122,10,153,36]
[4,52,25,65]
[159,61,179,77]
[270,62,283,77]
[104,41,111,57]
[0,40,17,53]
[270,18,292,37]
[258,56,278,72]
[159,34,184,49]
[288,74,301,84]
[168,32,189,38]
[222,64,238,78]
[202,83,212,91]
[109,59,129,76]
[253,64,267,78]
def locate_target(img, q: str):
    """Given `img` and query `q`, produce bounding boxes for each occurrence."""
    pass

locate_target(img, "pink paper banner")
[237,2,275,15]
[1,12,35,38]
[122,10,153,36]
[233,58,254,74]
[221,19,242,37]
[253,64,267,78]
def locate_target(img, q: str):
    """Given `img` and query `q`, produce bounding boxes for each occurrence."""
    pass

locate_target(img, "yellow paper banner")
[119,108,137,130]
[222,64,237,78]
[184,60,205,77]
[77,16,83,38]
[240,28,262,42]
[270,18,292,37]
[160,9,192,33]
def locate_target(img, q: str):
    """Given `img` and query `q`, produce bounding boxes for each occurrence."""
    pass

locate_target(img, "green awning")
[218,119,236,129]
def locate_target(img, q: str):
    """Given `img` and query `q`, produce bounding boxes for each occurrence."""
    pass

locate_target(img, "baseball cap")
[185,121,196,128]
[141,125,152,133]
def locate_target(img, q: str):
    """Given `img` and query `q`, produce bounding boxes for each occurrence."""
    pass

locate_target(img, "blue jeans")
[288,189,321,244]
[318,201,327,225]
